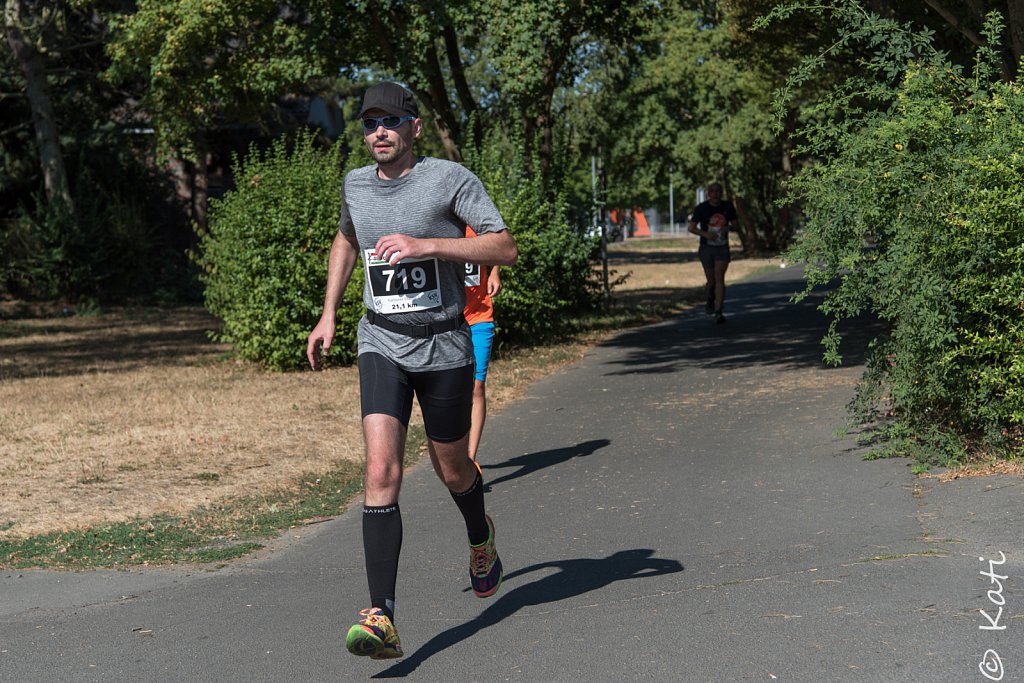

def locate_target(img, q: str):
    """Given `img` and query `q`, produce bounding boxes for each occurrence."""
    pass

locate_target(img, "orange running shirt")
[463,226,494,325]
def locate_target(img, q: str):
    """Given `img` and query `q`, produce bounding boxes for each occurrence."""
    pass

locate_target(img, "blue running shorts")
[470,322,495,383]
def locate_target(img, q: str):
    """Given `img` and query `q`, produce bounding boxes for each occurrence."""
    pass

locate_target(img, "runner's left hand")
[375,234,426,265]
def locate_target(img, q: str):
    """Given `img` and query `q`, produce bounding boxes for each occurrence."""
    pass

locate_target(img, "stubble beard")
[370,145,397,164]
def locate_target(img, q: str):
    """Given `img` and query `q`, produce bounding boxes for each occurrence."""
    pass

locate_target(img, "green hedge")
[786,14,1024,464]
[197,133,363,370]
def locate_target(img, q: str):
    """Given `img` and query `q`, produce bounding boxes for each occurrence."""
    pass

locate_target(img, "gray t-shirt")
[339,156,508,371]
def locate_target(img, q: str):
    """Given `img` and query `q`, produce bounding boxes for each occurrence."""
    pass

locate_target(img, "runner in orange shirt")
[464,226,501,461]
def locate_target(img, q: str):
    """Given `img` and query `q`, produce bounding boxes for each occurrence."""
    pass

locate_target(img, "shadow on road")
[373,549,684,678]
[600,270,878,375]
[481,439,611,490]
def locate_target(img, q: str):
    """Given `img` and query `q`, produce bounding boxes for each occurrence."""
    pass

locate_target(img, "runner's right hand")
[307,317,336,371]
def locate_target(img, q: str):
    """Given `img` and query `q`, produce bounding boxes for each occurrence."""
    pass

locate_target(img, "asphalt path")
[2,266,1020,682]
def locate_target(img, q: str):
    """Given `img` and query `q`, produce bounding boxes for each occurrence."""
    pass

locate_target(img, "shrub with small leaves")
[463,126,601,343]
[196,132,363,370]
[782,8,1024,464]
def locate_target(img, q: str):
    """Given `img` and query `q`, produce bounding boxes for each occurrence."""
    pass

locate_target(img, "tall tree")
[897,0,1024,78]
[337,0,651,176]
[105,0,330,230]
[729,0,1024,79]
[336,1,479,162]
[484,0,646,175]
[4,0,72,209]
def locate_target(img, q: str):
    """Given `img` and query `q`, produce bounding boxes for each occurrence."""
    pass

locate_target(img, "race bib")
[464,262,481,287]
[364,249,443,313]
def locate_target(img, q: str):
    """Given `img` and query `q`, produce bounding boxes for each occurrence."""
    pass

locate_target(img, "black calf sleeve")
[363,503,402,621]
[450,470,488,545]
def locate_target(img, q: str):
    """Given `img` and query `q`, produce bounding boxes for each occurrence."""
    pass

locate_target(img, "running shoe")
[715,310,727,324]
[470,515,503,598]
[345,608,403,659]
[705,298,715,314]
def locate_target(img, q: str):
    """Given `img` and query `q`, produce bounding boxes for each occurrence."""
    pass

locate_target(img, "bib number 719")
[383,265,428,292]
[365,248,442,313]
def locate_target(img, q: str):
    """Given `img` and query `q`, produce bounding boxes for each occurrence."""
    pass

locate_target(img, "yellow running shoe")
[345,608,403,659]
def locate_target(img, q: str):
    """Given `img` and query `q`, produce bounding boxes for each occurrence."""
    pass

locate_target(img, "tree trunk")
[443,24,481,149]
[533,44,565,178]
[1006,0,1024,76]
[772,134,794,251]
[732,195,755,253]
[420,43,462,162]
[443,25,477,118]
[523,115,536,177]
[722,175,755,254]
[191,133,209,235]
[4,0,72,210]
[535,110,553,177]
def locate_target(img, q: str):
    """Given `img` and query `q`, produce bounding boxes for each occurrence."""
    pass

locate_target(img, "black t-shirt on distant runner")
[691,200,737,247]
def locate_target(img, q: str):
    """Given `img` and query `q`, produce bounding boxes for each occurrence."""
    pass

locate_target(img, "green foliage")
[1,160,163,301]
[106,0,330,157]
[485,0,645,119]
[783,6,1024,464]
[197,132,362,370]
[1,0,198,302]
[463,126,602,343]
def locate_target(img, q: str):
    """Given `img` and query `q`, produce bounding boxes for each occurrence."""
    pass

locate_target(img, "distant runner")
[688,183,737,324]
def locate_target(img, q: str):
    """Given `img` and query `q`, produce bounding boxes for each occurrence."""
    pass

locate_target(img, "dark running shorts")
[358,352,473,443]
[698,244,731,268]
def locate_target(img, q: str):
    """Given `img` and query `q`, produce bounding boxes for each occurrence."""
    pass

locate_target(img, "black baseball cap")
[359,82,419,118]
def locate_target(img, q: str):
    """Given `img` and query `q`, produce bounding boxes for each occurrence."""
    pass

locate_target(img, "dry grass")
[0,236,776,539]
[923,459,1024,482]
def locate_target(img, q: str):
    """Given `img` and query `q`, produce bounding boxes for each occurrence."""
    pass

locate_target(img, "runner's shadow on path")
[602,272,878,375]
[480,439,610,490]
[372,549,684,678]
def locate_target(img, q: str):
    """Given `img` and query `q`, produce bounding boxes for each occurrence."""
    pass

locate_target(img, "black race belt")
[365,310,465,338]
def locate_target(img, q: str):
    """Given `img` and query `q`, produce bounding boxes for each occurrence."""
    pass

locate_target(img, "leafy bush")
[782,8,1024,464]
[464,126,602,344]
[1,164,158,302]
[197,132,363,370]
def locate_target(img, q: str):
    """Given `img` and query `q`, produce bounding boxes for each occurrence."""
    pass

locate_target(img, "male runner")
[306,82,517,660]
[688,182,738,324]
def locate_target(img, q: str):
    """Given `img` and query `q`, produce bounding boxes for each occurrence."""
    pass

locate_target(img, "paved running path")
[2,267,1020,682]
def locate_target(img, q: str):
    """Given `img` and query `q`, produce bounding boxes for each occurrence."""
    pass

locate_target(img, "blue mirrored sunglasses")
[361,115,416,131]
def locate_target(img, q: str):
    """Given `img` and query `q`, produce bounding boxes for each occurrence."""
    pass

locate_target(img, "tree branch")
[922,0,984,46]
[0,119,31,137]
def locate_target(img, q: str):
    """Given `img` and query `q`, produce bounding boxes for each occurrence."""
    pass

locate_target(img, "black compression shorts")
[698,244,731,268]
[357,352,474,443]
